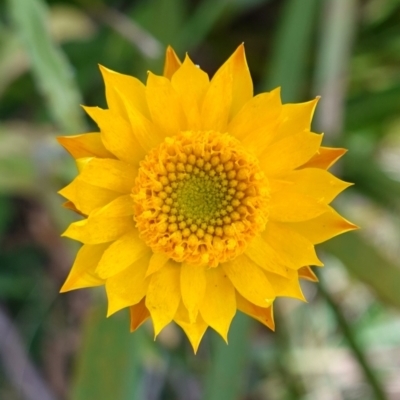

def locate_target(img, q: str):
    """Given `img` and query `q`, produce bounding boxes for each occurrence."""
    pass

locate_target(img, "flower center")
[133,131,269,267]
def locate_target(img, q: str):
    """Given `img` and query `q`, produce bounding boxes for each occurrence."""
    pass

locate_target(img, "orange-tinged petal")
[58,177,120,216]
[236,293,275,331]
[83,106,145,165]
[269,189,329,222]
[171,54,209,129]
[57,133,114,159]
[245,237,288,277]
[199,267,236,341]
[265,269,306,301]
[276,168,352,204]
[298,266,318,282]
[284,206,358,244]
[163,46,181,79]
[223,255,275,307]
[60,243,109,292]
[301,147,347,170]
[130,298,150,332]
[201,59,232,132]
[228,89,281,143]
[146,252,169,277]
[78,158,137,193]
[146,72,187,137]
[146,260,181,336]
[277,97,319,141]
[262,222,323,269]
[62,200,85,216]
[99,64,150,119]
[260,131,323,176]
[106,252,152,316]
[96,229,149,279]
[227,43,253,119]
[180,263,206,322]
[174,302,208,354]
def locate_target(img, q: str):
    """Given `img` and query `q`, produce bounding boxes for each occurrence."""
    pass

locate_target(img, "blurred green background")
[1,0,400,399]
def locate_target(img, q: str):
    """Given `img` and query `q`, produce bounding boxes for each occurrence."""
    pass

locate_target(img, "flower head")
[58,45,357,352]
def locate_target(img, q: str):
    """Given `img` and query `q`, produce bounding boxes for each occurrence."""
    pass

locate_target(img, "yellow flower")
[58,45,357,352]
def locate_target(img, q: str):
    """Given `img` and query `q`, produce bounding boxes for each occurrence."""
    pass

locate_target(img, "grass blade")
[8,0,86,133]
[261,0,320,101]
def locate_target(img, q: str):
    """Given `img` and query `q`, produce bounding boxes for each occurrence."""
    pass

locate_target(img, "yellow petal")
[284,206,358,244]
[146,252,170,277]
[58,177,120,216]
[99,64,150,119]
[228,89,281,148]
[57,133,114,159]
[301,146,347,170]
[90,194,134,217]
[106,252,152,316]
[226,43,253,119]
[171,54,209,129]
[269,189,329,222]
[245,236,288,277]
[78,158,137,193]
[96,229,149,279]
[130,298,150,332]
[174,301,208,354]
[114,86,166,151]
[298,266,318,282]
[76,157,91,173]
[223,255,275,307]
[277,168,352,204]
[163,46,181,79]
[262,221,323,269]
[62,217,134,244]
[146,260,181,337]
[62,196,135,244]
[199,267,236,342]
[146,72,187,137]
[236,293,275,331]
[60,243,109,292]
[180,263,206,322]
[265,269,306,301]
[268,178,293,194]
[83,106,145,165]
[201,57,233,132]
[260,131,323,176]
[277,97,319,140]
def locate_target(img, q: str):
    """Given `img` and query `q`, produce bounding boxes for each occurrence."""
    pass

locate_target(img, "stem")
[318,281,388,400]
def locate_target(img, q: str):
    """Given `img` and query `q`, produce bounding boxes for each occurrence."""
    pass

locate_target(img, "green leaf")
[71,301,145,400]
[7,0,86,133]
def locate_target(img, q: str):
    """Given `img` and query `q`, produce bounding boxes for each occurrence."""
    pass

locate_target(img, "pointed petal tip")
[106,303,122,318]
[59,283,70,293]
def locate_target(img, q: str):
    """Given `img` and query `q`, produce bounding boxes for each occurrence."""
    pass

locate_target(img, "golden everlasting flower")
[59,45,357,352]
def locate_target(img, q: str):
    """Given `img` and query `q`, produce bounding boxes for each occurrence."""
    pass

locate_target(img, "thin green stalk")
[274,309,306,400]
[318,281,388,400]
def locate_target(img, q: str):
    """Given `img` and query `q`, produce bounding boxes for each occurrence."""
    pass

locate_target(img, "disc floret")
[133,131,269,267]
